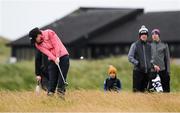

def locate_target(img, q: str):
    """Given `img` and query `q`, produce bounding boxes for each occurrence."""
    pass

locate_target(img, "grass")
[0,56,180,92]
[0,61,35,90]
[0,37,10,63]
[0,90,180,112]
[69,56,132,90]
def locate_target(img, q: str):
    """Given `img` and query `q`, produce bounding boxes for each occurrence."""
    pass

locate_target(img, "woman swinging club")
[29,27,69,96]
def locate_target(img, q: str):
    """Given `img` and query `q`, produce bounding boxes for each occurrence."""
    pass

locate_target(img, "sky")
[0,0,180,41]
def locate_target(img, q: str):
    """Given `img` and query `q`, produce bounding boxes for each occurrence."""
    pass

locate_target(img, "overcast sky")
[0,0,180,40]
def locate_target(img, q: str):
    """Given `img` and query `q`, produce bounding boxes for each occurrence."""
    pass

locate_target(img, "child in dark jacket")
[104,65,121,92]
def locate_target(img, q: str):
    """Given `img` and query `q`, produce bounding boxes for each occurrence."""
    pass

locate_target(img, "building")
[8,7,180,61]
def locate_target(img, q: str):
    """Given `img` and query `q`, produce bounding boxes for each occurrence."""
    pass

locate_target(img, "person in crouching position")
[29,27,69,96]
[104,65,121,92]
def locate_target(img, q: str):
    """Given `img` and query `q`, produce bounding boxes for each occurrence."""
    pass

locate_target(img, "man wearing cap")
[128,25,152,92]
[150,29,170,92]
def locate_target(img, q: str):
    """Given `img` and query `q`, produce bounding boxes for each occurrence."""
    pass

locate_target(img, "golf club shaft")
[57,64,67,84]
[37,80,40,85]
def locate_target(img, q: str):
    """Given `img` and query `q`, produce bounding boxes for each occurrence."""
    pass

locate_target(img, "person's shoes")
[47,92,54,96]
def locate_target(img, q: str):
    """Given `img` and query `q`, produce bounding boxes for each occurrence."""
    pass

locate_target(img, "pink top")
[35,29,69,62]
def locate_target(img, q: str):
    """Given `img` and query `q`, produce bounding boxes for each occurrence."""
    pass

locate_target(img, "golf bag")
[151,74,163,92]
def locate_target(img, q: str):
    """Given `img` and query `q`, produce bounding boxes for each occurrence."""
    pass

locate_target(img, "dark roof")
[9,7,143,46]
[89,11,180,44]
[10,8,180,47]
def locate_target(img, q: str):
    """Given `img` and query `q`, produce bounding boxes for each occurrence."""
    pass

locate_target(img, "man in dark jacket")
[35,49,49,91]
[150,29,170,92]
[128,25,152,92]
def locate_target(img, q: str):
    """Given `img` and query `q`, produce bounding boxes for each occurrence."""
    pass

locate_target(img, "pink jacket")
[35,29,69,62]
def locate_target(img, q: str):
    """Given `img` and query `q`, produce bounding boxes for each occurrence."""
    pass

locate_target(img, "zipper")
[155,43,157,57]
[143,44,148,73]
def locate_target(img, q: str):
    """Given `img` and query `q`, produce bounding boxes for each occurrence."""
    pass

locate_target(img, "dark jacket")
[104,77,121,91]
[151,41,170,73]
[35,49,49,76]
[128,40,152,73]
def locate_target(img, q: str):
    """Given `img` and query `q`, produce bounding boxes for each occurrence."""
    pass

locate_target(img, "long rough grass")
[0,56,180,92]
[0,90,179,112]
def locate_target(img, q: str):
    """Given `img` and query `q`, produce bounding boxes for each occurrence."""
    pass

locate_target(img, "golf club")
[57,64,68,86]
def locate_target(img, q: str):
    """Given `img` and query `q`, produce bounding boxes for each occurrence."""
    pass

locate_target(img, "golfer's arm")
[35,49,42,76]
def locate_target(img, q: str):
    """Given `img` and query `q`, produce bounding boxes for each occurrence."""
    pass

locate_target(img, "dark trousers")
[149,71,170,92]
[133,70,149,92]
[48,55,69,93]
[41,71,49,91]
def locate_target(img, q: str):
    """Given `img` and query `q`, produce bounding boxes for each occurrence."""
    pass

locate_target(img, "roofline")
[147,10,180,14]
[79,7,144,11]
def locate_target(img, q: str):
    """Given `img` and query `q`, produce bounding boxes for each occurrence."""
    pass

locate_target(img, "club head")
[35,85,41,94]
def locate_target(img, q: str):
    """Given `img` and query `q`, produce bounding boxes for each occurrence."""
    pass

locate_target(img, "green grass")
[0,56,180,92]
[0,61,35,90]
[69,56,132,90]
[0,37,10,62]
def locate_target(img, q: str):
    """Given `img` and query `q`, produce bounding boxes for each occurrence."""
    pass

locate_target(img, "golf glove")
[36,76,41,82]
[55,57,60,65]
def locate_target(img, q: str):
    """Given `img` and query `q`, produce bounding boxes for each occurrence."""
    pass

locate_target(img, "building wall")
[87,44,130,59]
[11,43,180,61]
[12,46,34,61]
[169,43,180,57]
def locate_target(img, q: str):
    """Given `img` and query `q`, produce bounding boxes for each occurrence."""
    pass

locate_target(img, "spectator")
[104,65,121,92]
[150,29,170,92]
[128,25,152,92]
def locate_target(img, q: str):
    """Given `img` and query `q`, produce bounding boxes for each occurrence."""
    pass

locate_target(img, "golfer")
[29,27,69,96]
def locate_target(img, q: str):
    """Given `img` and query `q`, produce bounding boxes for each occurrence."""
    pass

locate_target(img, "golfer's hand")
[154,65,160,72]
[36,76,41,82]
[55,57,60,65]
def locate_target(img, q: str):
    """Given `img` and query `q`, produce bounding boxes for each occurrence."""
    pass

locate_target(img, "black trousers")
[40,71,49,91]
[48,55,69,93]
[133,70,150,92]
[149,71,170,92]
